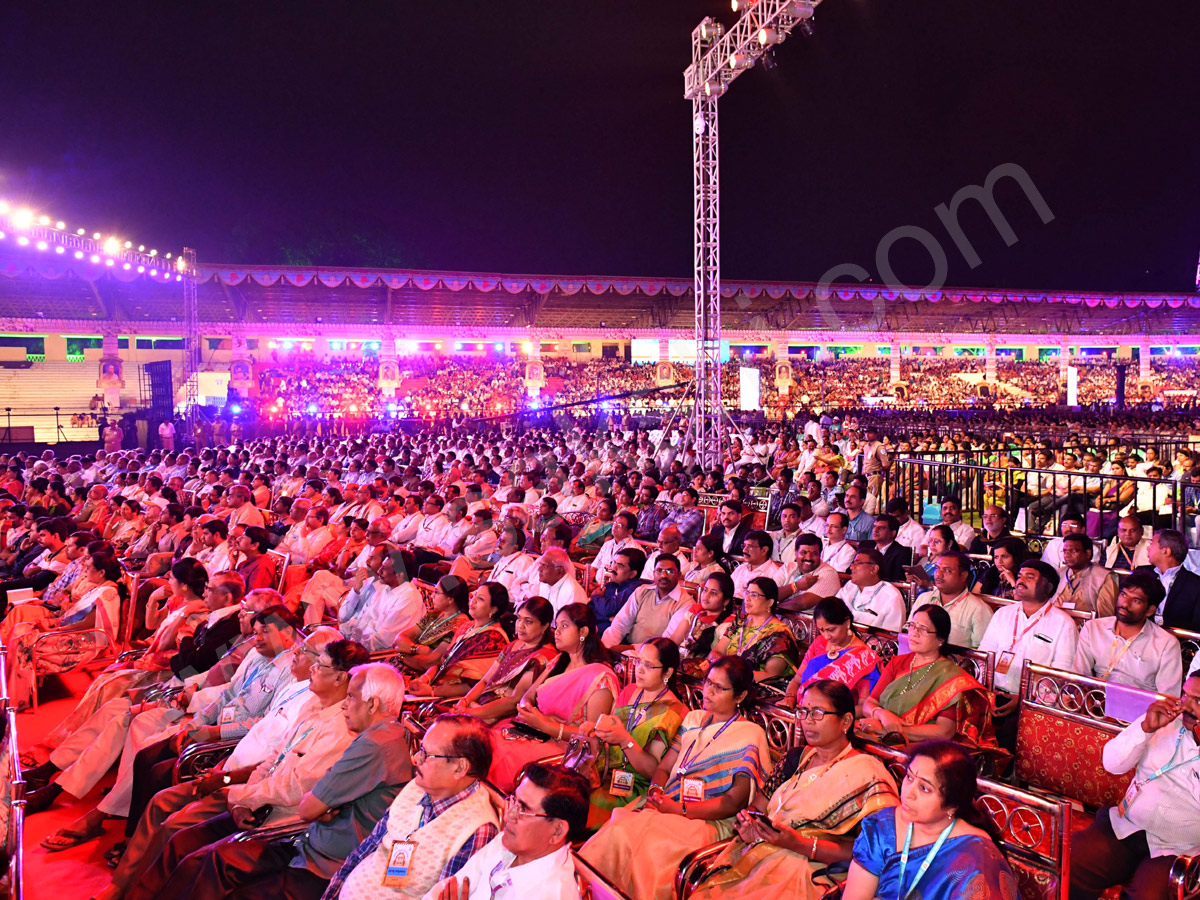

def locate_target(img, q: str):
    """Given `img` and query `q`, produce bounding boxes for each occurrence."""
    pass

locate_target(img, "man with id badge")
[977,560,1077,752]
[324,715,499,900]
[423,763,587,900]
[1069,674,1200,900]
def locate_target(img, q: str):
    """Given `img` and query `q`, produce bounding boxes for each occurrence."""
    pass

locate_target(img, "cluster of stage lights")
[701,0,816,98]
[0,200,187,281]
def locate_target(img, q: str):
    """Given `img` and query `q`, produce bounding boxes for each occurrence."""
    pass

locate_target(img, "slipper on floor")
[40,824,104,852]
[18,752,40,768]
[104,841,127,865]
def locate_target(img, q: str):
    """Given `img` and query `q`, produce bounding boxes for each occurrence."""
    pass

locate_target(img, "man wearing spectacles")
[425,763,589,900]
[835,548,906,631]
[602,552,690,653]
[323,714,501,900]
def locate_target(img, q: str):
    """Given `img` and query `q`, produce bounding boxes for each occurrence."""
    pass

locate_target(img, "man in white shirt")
[730,531,789,600]
[821,512,857,573]
[426,762,588,900]
[1068,674,1200,900]
[640,526,683,580]
[978,560,1078,752]
[770,504,803,569]
[589,512,638,588]
[388,495,424,544]
[1041,513,1103,569]
[913,551,994,649]
[938,497,977,551]
[836,548,906,631]
[885,498,926,552]
[409,495,453,556]
[483,528,539,603]
[340,548,425,652]
[558,479,590,514]
[779,533,843,611]
[536,548,586,613]
[1074,570,1182,695]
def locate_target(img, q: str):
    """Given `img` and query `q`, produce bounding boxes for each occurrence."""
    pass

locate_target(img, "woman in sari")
[858,605,997,749]
[585,637,688,829]
[8,552,123,709]
[911,524,960,586]
[710,577,799,685]
[408,580,511,698]
[570,498,615,557]
[390,574,471,673]
[781,597,880,709]
[979,536,1028,599]
[771,438,801,479]
[690,680,899,900]
[488,602,618,792]
[453,596,558,724]
[666,571,737,672]
[843,741,1018,900]
[581,656,771,900]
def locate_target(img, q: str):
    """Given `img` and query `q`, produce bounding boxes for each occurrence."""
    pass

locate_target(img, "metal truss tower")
[683,0,821,468]
[181,247,200,430]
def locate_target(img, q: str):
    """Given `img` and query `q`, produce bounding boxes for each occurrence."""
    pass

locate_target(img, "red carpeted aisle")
[18,670,124,900]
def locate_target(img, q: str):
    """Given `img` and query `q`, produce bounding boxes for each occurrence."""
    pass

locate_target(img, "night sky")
[1,1,1197,293]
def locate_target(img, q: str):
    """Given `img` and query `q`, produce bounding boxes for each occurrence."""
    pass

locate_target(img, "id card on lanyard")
[381,840,418,886]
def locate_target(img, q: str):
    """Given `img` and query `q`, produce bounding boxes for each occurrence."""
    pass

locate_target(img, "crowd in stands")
[239,356,1200,436]
[0,411,1197,899]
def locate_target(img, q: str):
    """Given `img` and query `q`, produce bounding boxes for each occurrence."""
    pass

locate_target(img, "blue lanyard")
[898,818,955,900]
[625,687,670,732]
[678,713,739,774]
[1145,726,1198,784]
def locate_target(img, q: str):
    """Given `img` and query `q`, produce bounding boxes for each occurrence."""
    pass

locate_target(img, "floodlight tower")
[180,247,200,430]
[683,0,820,468]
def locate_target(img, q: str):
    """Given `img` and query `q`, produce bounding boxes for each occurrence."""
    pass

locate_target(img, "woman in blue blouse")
[842,741,1018,900]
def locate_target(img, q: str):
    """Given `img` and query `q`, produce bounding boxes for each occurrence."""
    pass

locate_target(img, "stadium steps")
[0,361,109,442]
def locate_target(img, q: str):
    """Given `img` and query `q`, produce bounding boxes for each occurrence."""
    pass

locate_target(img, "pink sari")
[488,661,619,791]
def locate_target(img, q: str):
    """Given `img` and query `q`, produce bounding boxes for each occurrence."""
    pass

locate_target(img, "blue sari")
[852,807,1018,900]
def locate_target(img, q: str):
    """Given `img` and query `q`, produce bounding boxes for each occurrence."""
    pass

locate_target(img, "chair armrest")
[675,838,736,900]
[172,738,240,784]
[1169,849,1200,900]
[230,816,307,843]
[31,628,108,658]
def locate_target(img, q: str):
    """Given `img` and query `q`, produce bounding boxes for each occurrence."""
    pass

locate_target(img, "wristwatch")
[624,740,636,751]
[222,774,233,786]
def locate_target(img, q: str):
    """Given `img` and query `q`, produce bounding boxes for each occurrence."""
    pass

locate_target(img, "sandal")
[18,752,40,768]
[40,823,105,852]
[104,841,127,866]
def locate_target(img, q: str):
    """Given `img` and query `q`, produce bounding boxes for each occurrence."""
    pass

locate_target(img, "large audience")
[2,407,1200,900]
[242,356,1200,435]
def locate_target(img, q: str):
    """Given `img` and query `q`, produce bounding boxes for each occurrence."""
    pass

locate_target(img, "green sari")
[874,654,998,748]
[588,683,688,829]
[575,519,613,551]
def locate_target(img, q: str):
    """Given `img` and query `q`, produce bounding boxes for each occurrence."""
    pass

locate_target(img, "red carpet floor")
[17,670,125,900]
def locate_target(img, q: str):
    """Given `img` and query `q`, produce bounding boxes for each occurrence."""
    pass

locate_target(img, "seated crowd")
[0,415,1199,900]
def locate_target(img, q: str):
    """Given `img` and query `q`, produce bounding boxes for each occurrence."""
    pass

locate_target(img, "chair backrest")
[1014,661,1146,810]
[267,549,289,592]
[862,743,1072,900]
[980,592,1095,629]
[1169,626,1200,674]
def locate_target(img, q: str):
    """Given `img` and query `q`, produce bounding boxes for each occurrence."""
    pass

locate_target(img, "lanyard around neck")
[899,818,955,900]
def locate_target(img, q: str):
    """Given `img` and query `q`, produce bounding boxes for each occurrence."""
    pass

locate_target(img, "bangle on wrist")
[557,723,565,741]
[810,837,818,858]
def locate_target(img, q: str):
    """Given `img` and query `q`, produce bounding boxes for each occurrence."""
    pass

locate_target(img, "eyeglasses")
[412,744,461,763]
[309,660,336,671]
[903,623,935,637]
[635,659,664,669]
[795,707,837,722]
[702,678,732,692]
[504,793,553,821]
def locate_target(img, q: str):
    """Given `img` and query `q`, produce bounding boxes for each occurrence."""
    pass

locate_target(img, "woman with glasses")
[408,580,511,698]
[859,605,997,750]
[689,680,899,900]
[781,597,880,710]
[390,573,472,673]
[708,577,799,686]
[843,741,1017,900]
[585,637,688,829]
[581,655,770,900]
[453,597,558,724]
[488,602,618,792]
[911,525,960,586]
